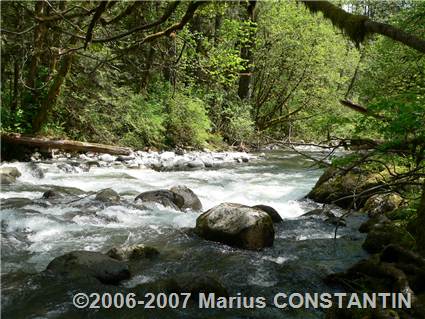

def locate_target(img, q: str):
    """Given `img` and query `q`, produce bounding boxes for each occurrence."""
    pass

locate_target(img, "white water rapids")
[1,150,368,319]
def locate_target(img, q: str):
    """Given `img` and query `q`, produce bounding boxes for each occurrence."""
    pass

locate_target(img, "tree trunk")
[1,133,132,155]
[27,1,46,90]
[11,57,20,113]
[32,39,75,132]
[237,0,256,100]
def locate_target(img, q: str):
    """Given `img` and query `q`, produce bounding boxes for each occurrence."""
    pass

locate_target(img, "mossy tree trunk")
[237,0,257,100]
[31,48,74,133]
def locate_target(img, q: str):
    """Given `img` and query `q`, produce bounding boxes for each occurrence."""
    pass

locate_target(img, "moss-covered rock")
[195,203,275,250]
[362,224,415,253]
[362,193,403,217]
[359,214,391,233]
[46,250,130,285]
[307,167,386,208]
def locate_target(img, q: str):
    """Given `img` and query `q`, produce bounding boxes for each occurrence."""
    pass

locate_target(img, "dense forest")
[1,1,425,318]
[1,0,423,148]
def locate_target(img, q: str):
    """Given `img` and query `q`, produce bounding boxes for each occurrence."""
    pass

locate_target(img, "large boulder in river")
[135,190,184,210]
[307,166,386,208]
[251,204,282,223]
[195,203,274,250]
[107,244,159,261]
[95,188,120,203]
[46,250,130,285]
[170,185,202,211]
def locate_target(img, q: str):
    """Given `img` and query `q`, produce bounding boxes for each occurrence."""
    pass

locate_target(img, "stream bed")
[1,150,368,318]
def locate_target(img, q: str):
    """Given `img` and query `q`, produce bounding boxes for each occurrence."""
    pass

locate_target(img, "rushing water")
[1,150,368,318]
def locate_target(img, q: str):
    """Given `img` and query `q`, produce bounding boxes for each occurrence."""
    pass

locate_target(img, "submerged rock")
[170,185,202,211]
[107,244,159,261]
[195,203,274,250]
[302,207,346,226]
[1,197,32,209]
[56,163,77,174]
[251,204,282,223]
[135,274,228,301]
[46,250,130,285]
[27,162,44,179]
[135,190,184,210]
[95,188,120,203]
[0,174,16,185]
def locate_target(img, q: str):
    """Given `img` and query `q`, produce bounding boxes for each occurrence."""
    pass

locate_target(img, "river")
[1,150,368,318]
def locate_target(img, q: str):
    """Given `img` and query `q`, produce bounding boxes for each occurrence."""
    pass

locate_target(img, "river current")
[1,150,367,318]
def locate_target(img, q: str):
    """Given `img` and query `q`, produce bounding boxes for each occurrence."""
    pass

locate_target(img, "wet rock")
[87,160,101,168]
[302,208,335,218]
[78,162,90,172]
[27,162,44,179]
[0,174,16,185]
[362,193,403,217]
[187,159,205,169]
[1,197,32,209]
[0,167,21,178]
[106,244,159,261]
[136,274,228,301]
[0,167,21,185]
[135,190,184,210]
[99,154,116,162]
[42,190,64,199]
[57,163,77,174]
[195,203,274,250]
[252,204,283,223]
[46,250,130,285]
[172,274,229,299]
[359,214,391,233]
[117,154,135,162]
[95,188,120,203]
[325,215,347,227]
[170,185,202,211]
[362,224,415,253]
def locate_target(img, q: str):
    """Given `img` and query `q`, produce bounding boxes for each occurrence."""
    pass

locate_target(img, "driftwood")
[1,133,132,155]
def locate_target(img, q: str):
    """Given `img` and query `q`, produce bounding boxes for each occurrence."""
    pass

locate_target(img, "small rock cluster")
[53,150,256,171]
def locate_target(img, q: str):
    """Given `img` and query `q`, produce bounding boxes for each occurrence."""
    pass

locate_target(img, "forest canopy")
[1,0,424,151]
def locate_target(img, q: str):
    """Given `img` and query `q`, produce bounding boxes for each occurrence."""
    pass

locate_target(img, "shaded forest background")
[2,0,423,151]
